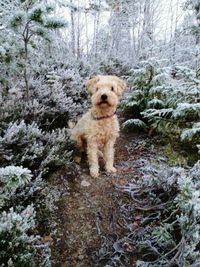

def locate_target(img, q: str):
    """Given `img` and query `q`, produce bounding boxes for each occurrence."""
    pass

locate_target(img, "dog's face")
[86,75,126,108]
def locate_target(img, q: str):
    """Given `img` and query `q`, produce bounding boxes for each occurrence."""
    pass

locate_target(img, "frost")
[123,59,200,147]
[173,103,200,118]
[0,205,50,266]
[0,120,73,174]
[122,119,147,130]
[0,0,199,265]
[142,108,174,118]
[0,166,32,209]
[181,122,200,141]
[115,160,200,266]
[147,97,165,109]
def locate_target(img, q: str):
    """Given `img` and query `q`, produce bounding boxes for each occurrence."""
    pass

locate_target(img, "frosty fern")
[123,59,200,149]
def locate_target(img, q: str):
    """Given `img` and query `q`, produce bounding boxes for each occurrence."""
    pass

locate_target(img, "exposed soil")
[51,131,151,267]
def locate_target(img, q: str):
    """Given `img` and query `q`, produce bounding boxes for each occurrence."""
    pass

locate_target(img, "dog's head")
[86,75,126,108]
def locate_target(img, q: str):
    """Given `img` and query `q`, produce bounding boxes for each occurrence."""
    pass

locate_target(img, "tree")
[1,0,66,100]
[185,0,200,44]
[106,0,136,61]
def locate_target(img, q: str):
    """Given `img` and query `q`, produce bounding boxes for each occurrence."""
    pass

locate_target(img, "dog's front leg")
[87,142,99,178]
[104,139,116,173]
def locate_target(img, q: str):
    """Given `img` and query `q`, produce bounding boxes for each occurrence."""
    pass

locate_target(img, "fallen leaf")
[74,156,81,164]
[123,241,135,252]
[43,235,53,242]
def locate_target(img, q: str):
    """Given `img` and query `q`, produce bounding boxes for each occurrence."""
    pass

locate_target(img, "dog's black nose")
[101,94,107,101]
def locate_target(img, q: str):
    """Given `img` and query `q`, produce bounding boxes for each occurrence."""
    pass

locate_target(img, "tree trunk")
[24,31,29,101]
[77,0,80,58]
[70,0,76,56]
[84,1,89,58]
[94,0,101,59]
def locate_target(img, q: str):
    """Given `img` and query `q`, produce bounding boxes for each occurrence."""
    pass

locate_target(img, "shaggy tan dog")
[71,75,126,178]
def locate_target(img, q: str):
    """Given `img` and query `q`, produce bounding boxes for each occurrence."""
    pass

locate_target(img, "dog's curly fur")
[71,75,126,177]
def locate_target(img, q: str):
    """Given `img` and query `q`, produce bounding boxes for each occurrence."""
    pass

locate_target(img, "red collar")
[91,112,116,120]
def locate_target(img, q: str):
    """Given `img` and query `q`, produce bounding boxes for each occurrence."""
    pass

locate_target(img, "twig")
[163,208,179,223]
[150,237,185,264]
[167,238,185,267]
[134,201,169,211]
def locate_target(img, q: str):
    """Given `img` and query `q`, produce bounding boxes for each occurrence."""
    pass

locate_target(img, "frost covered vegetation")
[0,0,200,266]
[95,160,200,266]
[122,60,200,154]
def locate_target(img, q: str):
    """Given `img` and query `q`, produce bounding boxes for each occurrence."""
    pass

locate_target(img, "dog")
[71,75,126,178]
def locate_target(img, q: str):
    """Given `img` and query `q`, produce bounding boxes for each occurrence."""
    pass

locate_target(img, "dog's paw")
[90,169,99,178]
[106,166,117,173]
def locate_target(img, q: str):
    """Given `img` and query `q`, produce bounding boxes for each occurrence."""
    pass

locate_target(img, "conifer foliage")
[123,59,200,150]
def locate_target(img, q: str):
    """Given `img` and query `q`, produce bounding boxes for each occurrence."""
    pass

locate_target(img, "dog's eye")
[96,87,99,92]
[111,87,114,91]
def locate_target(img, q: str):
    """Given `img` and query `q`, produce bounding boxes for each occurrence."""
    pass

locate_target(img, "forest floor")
[51,125,152,267]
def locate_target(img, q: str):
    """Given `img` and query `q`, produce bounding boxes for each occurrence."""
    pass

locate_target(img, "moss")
[157,143,187,166]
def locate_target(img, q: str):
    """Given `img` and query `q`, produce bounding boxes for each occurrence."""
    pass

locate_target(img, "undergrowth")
[94,159,200,267]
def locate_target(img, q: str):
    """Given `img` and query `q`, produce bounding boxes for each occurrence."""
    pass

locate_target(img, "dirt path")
[51,131,149,267]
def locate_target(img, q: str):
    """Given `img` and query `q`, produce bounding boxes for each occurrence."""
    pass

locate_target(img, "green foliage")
[122,119,147,131]
[34,27,49,39]
[123,60,200,150]
[158,144,187,166]
[122,59,167,116]
[29,7,43,23]
[181,122,200,141]
[44,19,67,29]
[10,12,24,28]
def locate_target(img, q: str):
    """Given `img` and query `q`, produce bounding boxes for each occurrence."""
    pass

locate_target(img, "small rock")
[81,180,91,187]
[77,255,84,260]
[135,214,143,221]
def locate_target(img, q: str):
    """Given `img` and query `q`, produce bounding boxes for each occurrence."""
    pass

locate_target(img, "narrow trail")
[51,131,150,267]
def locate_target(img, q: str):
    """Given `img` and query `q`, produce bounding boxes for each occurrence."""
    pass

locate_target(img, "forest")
[0,0,199,266]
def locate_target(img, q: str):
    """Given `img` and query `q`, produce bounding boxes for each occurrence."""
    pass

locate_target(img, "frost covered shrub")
[0,121,73,176]
[0,166,50,266]
[123,60,200,149]
[132,160,200,266]
[99,57,131,76]
[0,166,32,209]
[122,118,147,131]
[97,160,200,266]
[41,69,88,122]
[122,59,167,129]
[0,69,88,131]
[28,74,78,129]
[0,97,24,131]
[0,205,50,267]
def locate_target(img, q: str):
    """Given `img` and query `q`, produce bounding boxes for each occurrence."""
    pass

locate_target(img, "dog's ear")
[111,76,127,96]
[86,76,101,95]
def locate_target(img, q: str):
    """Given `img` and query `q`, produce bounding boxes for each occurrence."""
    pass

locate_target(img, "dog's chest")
[94,119,119,145]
